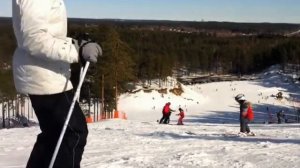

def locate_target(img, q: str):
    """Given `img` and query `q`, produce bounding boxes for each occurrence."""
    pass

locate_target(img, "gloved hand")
[72,39,102,64]
[80,42,102,64]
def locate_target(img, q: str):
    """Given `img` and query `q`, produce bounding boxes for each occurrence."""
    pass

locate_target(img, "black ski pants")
[240,117,250,133]
[159,113,168,124]
[164,112,172,124]
[27,90,88,168]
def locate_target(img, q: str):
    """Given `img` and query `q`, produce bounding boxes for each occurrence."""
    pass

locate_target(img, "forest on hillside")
[1,18,300,109]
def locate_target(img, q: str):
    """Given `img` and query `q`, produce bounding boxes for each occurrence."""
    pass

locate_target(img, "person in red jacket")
[235,94,255,136]
[177,108,185,125]
[159,102,174,124]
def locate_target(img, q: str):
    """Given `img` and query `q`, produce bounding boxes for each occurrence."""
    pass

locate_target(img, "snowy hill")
[120,65,300,124]
[119,82,207,122]
[0,65,300,168]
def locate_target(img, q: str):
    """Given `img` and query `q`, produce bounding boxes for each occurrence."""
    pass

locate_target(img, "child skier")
[177,108,185,125]
[235,94,255,136]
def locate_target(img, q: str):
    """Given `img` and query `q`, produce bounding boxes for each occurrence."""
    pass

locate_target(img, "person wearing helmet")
[235,94,254,136]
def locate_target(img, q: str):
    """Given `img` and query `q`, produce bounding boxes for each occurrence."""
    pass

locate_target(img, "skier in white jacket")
[12,0,102,167]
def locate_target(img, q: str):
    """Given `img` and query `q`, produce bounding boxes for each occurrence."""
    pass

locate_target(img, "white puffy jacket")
[12,0,78,95]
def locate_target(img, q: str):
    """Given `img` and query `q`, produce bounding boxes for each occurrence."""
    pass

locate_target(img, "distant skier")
[235,94,255,136]
[159,102,175,124]
[276,110,286,124]
[165,107,175,124]
[159,102,169,124]
[176,108,185,125]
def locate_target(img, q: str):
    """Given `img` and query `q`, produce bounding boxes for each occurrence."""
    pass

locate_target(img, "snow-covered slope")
[1,120,299,168]
[120,65,300,124]
[0,66,300,168]
[119,83,207,122]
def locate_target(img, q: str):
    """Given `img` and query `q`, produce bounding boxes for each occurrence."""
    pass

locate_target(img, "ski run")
[0,65,300,168]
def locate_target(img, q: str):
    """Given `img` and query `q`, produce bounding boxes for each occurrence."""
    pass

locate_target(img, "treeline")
[68,18,300,34]
[0,20,16,99]
[1,18,300,110]
[70,22,300,110]
[120,30,300,75]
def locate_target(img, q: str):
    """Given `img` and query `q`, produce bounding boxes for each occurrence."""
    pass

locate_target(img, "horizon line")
[1,16,299,25]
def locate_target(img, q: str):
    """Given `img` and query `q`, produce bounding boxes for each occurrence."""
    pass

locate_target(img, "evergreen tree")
[98,27,135,111]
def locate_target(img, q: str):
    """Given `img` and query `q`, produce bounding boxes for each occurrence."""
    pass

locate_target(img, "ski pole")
[49,61,90,168]
[77,67,84,102]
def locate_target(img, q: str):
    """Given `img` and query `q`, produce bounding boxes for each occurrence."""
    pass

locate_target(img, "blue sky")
[1,0,300,23]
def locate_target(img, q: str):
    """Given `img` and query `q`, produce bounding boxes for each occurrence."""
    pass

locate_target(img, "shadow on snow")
[138,131,300,145]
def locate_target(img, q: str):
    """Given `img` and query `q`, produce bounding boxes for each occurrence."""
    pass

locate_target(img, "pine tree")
[98,27,135,112]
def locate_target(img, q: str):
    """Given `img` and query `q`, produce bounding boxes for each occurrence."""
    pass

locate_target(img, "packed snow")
[0,65,300,168]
